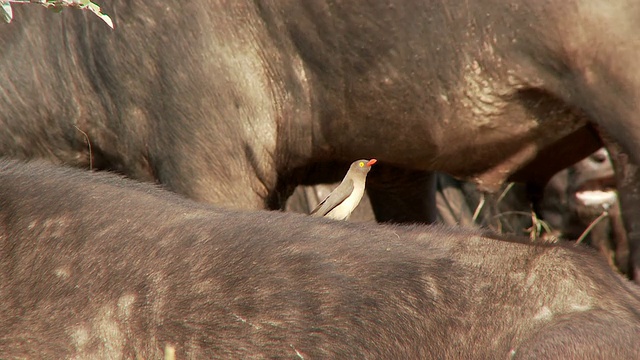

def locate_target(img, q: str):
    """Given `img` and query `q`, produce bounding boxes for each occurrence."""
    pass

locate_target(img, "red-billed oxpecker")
[310,159,377,220]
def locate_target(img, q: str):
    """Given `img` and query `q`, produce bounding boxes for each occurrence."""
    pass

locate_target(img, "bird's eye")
[359,162,364,167]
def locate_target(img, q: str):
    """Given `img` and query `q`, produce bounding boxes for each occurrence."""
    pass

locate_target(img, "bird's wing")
[310,179,354,216]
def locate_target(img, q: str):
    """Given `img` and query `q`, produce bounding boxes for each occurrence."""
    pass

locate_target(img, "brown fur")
[3,0,640,280]
[1,159,639,359]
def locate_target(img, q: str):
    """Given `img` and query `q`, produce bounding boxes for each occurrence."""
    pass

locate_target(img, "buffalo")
[1,159,639,358]
[2,1,640,279]
[289,149,629,273]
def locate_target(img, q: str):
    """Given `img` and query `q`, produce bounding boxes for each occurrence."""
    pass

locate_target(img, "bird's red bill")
[367,159,377,166]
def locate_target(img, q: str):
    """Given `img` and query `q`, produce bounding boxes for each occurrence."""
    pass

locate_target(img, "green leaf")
[86,2,113,29]
[97,12,112,29]
[1,1,12,23]
[1,0,113,29]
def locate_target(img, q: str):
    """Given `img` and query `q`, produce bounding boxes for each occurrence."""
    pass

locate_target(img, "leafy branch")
[1,0,113,29]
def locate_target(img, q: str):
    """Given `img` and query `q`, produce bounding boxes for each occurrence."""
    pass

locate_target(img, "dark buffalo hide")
[1,159,639,358]
[2,1,640,279]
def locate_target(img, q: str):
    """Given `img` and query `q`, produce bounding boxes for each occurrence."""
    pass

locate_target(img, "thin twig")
[73,125,93,170]
[529,211,540,241]
[575,211,609,245]
[291,345,305,359]
[496,182,515,204]
[489,210,534,219]
[538,217,553,236]
[472,193,485,223]
[489,210,554,240]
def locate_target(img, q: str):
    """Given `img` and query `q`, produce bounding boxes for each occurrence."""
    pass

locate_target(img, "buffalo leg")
[367,167,437,224]
[603,138,640,283]
[609,199,630,275]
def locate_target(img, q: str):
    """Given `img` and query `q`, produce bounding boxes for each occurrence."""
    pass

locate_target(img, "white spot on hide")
[164,344,176,360]
[117,294,136,319]
[94,304,125,357]
[54,266,71,279]
[570,303,592,312]
[533,306,553,321]
[70,326,90,350]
